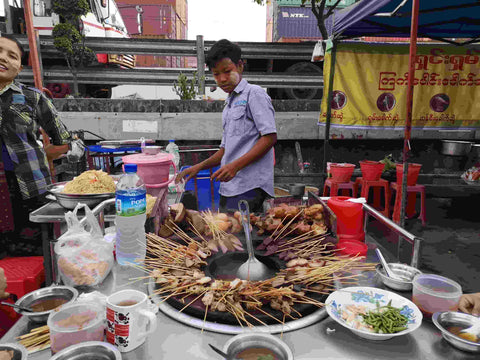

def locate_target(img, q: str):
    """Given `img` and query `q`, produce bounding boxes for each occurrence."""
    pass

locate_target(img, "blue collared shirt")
[220,79,276,197]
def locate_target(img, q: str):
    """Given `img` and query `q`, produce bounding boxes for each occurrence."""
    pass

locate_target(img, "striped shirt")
[0,81,71,199]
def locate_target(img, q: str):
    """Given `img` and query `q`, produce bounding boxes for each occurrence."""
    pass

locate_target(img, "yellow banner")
[319,42,480,130]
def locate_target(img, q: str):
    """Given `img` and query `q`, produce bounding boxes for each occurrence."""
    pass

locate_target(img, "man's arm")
[176,147,225,184]
[36,91,71,145]
[212,133,277,182]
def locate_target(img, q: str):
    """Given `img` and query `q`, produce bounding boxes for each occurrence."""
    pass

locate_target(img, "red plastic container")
[0,256,45,337]
[396,163,422,186]
[329,163,355,182]
[327,196,365,242]
[336,240,368,257]
[359,160,384,181]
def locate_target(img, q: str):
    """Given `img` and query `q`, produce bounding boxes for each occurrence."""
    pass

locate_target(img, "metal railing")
[15,35,324,89]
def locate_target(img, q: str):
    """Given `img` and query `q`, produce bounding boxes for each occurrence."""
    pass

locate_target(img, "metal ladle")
[1,301,33,312]
[375,248,410,281]
[236,200,274,281]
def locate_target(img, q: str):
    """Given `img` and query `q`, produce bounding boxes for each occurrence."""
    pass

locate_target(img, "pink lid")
[122,152,174,165]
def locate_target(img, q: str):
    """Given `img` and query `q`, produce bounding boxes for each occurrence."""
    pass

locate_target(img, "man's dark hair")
[205,39,242,70]
[1,33,27,65]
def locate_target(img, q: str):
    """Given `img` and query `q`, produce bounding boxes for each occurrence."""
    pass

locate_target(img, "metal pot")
[288,183,305,197]
[441,140,473,156]
[472,144,480,158]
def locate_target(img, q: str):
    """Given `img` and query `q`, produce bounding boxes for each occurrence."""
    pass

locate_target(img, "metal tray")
[47,182,115,210]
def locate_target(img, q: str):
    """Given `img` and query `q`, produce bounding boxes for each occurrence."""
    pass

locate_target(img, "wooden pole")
[22,0,43,90]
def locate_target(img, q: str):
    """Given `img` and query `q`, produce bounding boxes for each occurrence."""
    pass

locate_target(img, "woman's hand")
[458,293,480,316]
[0,267,9,299]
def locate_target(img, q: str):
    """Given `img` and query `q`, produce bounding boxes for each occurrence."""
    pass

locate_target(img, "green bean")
[361,305,409,334]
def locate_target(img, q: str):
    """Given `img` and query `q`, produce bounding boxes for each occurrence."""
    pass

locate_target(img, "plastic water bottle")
[166,140,180,193]
[115,164,147,265]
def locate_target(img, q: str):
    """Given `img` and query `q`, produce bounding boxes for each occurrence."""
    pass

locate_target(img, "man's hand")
[211,163,238,182]
[176,164,201,184]
[66,138,85,162]
[0,267,9,299]
[458,293,480,316]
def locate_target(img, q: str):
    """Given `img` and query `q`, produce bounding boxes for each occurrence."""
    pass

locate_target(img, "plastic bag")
[55,203,114,287]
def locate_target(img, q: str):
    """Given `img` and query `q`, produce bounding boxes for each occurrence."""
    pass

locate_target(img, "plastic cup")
[412,273,462,319]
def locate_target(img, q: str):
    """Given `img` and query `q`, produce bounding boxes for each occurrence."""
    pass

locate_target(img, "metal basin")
[441,140,473,156]
[0,343,28,360]
[15,285,78,323]
[432,311,480,353]
[375,263,422,291]
[50,341,122,360]
[223,333,294,360]
[47,182,114,210]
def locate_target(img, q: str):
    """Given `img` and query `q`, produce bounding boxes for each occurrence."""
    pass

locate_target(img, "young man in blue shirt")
[176,39,277,213]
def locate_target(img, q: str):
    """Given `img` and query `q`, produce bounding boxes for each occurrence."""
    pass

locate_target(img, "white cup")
[106,289,157,352]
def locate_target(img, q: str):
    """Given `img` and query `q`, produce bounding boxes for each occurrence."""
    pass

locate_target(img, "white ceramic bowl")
[325,286,423,340]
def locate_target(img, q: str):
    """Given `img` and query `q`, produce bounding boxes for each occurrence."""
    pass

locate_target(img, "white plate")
[325,286,422,340]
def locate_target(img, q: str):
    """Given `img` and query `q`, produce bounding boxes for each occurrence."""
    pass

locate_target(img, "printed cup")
[106,289,157,352]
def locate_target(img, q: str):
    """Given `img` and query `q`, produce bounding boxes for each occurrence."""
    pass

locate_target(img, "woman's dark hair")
[1,33,28,65]
[205,39,242,69]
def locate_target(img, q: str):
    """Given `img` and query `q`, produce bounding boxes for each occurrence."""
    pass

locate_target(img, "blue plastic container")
[182,166,220,210]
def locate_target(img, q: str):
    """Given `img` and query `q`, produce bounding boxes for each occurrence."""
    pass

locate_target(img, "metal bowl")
[288,183,306,197]
[50,341,121,360]
[375,263,422,291]
[15,285,78,323]
[441,140,473,156]
[0,343,28,360]
[223,333,294,360]
[432,311,480,353]
[47,182,114,210]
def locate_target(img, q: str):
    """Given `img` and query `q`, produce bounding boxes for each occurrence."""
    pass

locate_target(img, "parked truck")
[2,0,135,98]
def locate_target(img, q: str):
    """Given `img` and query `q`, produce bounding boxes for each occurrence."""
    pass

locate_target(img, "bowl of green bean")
[325,286,423,340]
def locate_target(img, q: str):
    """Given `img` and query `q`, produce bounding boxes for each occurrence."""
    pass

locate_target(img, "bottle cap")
[169,140,175,143]
[124,164,137,173]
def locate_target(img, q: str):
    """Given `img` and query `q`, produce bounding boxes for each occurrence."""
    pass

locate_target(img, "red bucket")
[396,163,422,186]
[359,160,384,181]
[327,196,365,242]
[336,240,368,257]
[329,163,355,183]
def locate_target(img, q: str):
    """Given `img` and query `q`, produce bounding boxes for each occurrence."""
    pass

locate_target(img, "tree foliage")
[52,0,95,96]
[173,72,204,100]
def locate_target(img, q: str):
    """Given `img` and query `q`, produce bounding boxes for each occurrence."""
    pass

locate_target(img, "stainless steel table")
[2,250,477,359]
[4,197,475,359]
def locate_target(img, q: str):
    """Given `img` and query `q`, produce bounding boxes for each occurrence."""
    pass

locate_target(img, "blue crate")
[182,166,220,211]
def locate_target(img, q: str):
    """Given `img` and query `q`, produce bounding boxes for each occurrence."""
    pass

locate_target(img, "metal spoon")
[236,200,274,281]
[208,343,229,359]
[375,248,409,281]
[460,318,480,338]
[1,301,33,312]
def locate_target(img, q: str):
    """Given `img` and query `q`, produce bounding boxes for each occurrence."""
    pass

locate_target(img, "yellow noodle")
[62,170,115,194]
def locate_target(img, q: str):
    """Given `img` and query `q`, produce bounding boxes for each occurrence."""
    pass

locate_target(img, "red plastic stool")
[354,177,390,217]
[390,182,426,226]
[323,179,358,197]
[0,256,45,337]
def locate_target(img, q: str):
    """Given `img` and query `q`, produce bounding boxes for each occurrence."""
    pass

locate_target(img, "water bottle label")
[116,192,146,216]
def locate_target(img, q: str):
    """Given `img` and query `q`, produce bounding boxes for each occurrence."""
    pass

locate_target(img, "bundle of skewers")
[16,325,50,353]
[254,203,332,259]
[142,205,376,328]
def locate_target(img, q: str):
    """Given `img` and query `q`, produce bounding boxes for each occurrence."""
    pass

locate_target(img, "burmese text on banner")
[319,42,480,131]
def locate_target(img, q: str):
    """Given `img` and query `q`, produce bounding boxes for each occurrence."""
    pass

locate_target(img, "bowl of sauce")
[223,333,293,360]
[432,311,480,353]
[15,286,79,323]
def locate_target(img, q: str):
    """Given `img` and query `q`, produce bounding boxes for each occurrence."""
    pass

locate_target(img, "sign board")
[319,42,480,133]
